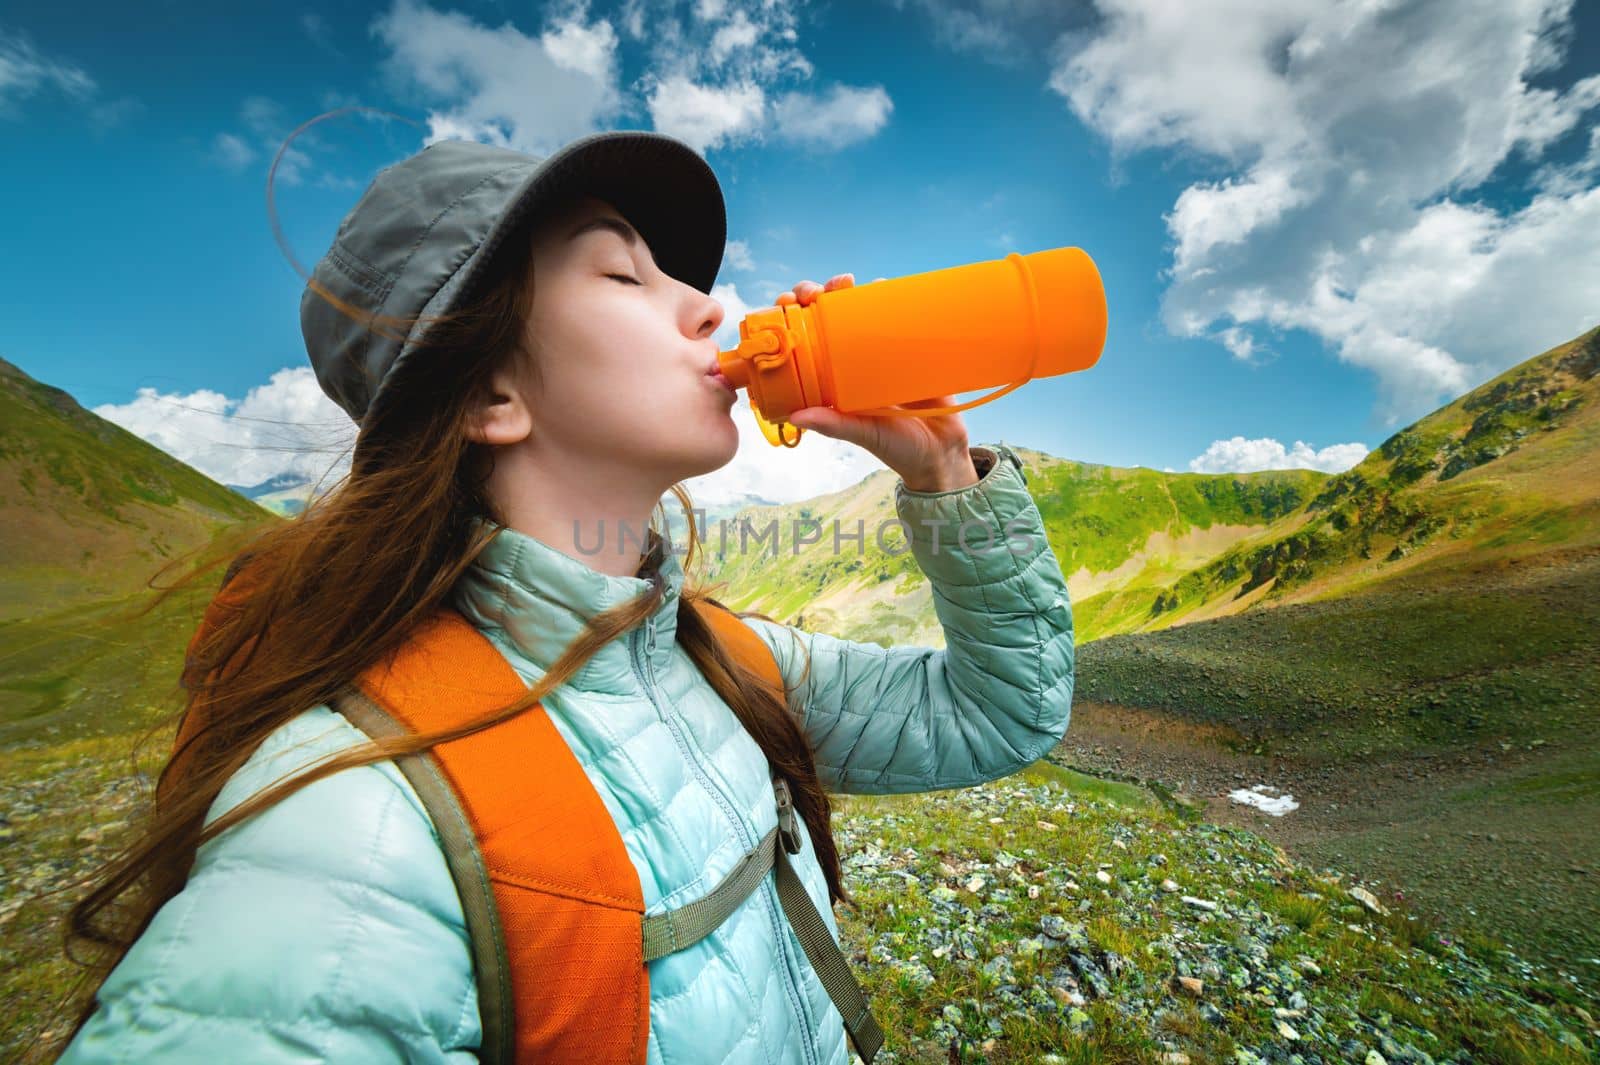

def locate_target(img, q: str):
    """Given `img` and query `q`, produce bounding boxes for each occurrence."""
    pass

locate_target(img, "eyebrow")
[567,216,640,248]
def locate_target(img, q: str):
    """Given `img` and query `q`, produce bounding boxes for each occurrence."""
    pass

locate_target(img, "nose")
[687,285,724,340]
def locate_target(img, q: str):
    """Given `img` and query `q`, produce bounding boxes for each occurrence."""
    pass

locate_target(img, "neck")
[486,445,670,579]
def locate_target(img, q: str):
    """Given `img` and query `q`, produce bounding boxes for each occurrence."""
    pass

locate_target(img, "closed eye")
[606,273,643,285]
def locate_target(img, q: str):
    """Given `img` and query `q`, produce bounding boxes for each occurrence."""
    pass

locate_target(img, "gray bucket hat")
[300,130,726,429]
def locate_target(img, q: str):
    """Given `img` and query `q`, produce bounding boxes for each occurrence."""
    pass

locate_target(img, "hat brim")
[464,130,727,304]
[361,130,727,438]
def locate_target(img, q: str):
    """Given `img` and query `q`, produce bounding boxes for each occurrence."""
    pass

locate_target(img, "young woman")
[48,130,1075,1064]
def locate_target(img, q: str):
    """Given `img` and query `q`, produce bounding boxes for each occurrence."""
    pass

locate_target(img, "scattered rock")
[1349,885,1390,915]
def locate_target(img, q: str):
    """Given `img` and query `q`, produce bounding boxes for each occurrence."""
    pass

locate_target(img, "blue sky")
[2,0,1597,503]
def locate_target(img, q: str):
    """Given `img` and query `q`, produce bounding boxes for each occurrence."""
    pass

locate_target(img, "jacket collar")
[450,515,683,692]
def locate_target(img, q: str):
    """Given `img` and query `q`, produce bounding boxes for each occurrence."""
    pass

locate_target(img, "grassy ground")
[0,580,206,1060]
[1069,546,1600,978]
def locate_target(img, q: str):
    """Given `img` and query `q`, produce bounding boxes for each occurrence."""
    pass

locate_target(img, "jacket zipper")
[631,618,822,1065]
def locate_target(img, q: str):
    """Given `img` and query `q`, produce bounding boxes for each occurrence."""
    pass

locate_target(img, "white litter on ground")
[1228,784,1300,816]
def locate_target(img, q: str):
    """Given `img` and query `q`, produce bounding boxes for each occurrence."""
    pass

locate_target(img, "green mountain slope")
[0,357,270,615]
[1075,325,1600,634]
[692,453,1319,647]
[1076,324,1600,753]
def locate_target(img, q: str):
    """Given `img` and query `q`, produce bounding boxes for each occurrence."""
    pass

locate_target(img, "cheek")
[522,295,682,437]
[525,346,664,447]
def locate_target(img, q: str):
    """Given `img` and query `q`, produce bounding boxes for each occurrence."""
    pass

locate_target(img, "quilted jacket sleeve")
[56,706,482,1064]
[740,443,1074,795]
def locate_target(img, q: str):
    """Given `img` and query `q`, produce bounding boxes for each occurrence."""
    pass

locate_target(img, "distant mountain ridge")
[696,326,1600,647]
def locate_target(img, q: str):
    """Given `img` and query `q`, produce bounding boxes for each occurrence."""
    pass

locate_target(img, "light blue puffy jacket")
[58,443,1074,1064]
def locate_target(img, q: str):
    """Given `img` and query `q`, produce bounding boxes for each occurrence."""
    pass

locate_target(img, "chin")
[661,421,739,485]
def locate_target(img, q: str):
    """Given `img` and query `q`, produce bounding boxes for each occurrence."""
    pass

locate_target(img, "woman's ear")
[465,364,535,447]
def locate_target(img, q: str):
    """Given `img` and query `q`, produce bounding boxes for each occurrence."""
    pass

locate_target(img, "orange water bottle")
[715,247,1107,446]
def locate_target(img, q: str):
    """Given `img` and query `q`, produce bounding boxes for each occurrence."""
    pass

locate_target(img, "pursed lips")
[705,355,735,395]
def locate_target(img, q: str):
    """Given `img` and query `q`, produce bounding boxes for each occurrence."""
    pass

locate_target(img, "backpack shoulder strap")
[338,607,650,1065]
[331,686,516,1064]
[688,596,787,692]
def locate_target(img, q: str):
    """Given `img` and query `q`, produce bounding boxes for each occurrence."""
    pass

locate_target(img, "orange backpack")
[173,570,883,1064]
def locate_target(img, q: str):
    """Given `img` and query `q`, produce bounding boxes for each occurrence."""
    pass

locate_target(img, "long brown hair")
[32,198,844,1061]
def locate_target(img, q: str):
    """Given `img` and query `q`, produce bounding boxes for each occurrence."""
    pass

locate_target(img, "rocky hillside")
[830,764,1597,1063]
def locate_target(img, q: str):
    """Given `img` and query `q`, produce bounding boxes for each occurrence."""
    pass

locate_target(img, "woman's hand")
[775,273,978,492]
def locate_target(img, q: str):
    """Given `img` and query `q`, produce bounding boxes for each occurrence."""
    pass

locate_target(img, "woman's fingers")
[776,273,855,307]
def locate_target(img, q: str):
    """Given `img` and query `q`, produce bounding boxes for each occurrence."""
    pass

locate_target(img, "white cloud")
[0,26,94,116]
[646,73,892,155]
[370,0,624,154]
[723,238,755,271]
[0,24,137,130]
[645,74,765,153]
[618,0,649,40]
[1049,0,1600,428]
[1535,123,1600,195]
[769,83,893,151]
[211,132,256,171]
[708,8,759,65]
[883,0,1083,68]
[369,1,886,160]
[1187,435,1368,475]
[634,0,813,83]
[1511,75,1600,155]
[208,95,315,184]
[94,368,357,489]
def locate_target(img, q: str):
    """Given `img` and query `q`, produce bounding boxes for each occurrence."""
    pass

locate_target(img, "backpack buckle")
[773,776,803,855]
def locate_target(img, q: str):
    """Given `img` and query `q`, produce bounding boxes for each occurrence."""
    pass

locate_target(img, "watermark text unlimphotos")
[565,513,1039,560]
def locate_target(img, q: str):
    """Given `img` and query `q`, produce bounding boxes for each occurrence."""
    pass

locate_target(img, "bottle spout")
[714,346,751,390]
